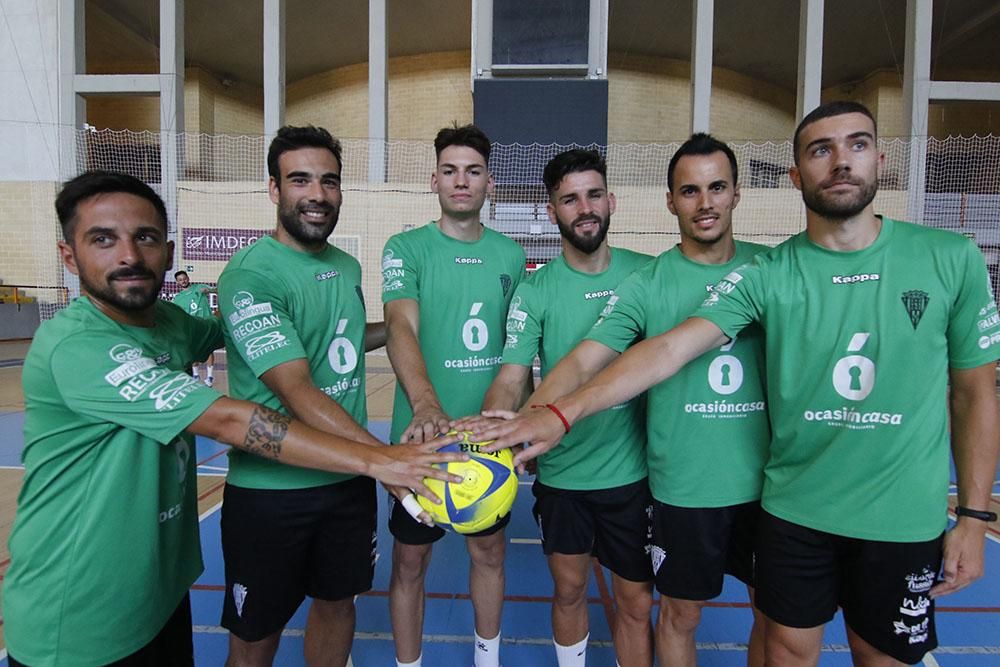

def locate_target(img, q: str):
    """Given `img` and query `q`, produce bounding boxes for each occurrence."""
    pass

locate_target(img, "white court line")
[197,465,229,473]
[199,500,223,522]
[510,537,541,545]
[0,465,24,470]
[923,651,940,667]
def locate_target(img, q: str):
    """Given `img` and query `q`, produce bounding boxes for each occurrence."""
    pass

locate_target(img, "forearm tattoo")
[243,406,290,459]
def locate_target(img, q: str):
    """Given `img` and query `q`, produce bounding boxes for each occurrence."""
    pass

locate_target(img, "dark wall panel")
[473,79,608,147]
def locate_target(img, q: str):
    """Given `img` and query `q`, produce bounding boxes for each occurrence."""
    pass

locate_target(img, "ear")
[268,176,281,205]
[57,240,79,276]
[430,170,439,194]
[731,184,741,210]
[166,240,175,272]
[486,173,495,196]
[608,191,617,216]
[666,191,677,216]
[877,151,885,179]
[546,201,558,226]
[789,166,802,192]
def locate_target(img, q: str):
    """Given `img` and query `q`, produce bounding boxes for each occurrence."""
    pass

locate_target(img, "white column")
[160,0,184,237]
[588,0,609,78]
[796,0,823,120]
[903,0,931,223]
[690,0,713,134]
[368,0,388,183]
[263,0,286,144]
[472,0,493,85]
[58,0,85,179]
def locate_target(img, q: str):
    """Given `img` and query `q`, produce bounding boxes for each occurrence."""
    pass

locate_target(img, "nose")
[305,178,324,201]
[118,238,143,265]
[454,170,469,187]
[695,190,710,211]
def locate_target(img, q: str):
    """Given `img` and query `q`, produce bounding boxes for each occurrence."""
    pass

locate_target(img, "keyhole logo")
[328,319,359,373]
[708,337,744,395]
[462,303,489,352]
[832,332,875,400]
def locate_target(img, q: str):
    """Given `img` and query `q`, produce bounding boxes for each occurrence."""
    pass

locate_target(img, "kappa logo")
[455,256,483,265]
[382,249,403,270]
[585,289,614,301]
[899,596,930,617]
[650,545,666,575]
[901,290,930,330]
[232,291,255,310]
[109,343,143,363]
[832,273,880,285]
[315,269,339,281]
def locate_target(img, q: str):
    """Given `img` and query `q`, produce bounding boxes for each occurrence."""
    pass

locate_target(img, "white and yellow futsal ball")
[417,430,518,534]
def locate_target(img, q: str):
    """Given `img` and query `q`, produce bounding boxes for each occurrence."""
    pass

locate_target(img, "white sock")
[554,633,588,667]
[190,365,200,379]
[396,654,421,667]
[474,630,501,667]
[205,364,214,380]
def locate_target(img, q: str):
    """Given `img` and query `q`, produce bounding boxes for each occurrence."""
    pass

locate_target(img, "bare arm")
[188,398,463,499]
[480,364,533,413]
[261,358,382,446]
[365,321,387,352]
[930,361,1000,598]
[524,340,620,407]
[385,298,449,442]
[478,317,728,463]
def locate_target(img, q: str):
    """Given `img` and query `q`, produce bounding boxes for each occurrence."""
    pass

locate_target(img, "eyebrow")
[804,130,875,153]
[83,225,163,238]
[286,170,341,182]
[439,162,486,170]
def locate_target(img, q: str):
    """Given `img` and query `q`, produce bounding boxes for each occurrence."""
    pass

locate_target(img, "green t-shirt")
[172,283,213,318]
[587,242,771,507]
[3,297,222,666]
[382,223,526,442]
[502,248,652,490]
[218,236,368,489]
[696,218,1000,541]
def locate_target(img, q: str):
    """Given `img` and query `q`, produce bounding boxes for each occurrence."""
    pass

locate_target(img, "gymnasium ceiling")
[88,0,1000,90]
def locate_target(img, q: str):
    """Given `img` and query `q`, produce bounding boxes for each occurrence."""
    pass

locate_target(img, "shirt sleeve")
[585,269,648,353]
[692,259,766,340]
[217,267,308,377]
[380,234,419,303]
[50,333,221,445]
[501,282,541,367]
[948,240,1000,368]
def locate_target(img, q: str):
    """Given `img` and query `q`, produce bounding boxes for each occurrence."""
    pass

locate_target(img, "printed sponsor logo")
[899,596,930,617]
[504,333,519,349]
[831,273,880,284]
[444,354,502,371]
[182,228,265,261]
[506,296,528,334]
[722,271,744,284]
[979,302,997,317]
[244,331,289,360]
[584,289,615,301]
[906,568,936,594]
[320,377,362,398]
[155,352,171,365]
[232,291,255,309]
[104,356,157,387]
[149,374,203,411]
[892,617,929,644]
[650,545,666,575]
[701,291,721,307]
[231,314,282,342]
[327,319,359,374]
[685,400,767,416]
[382,268,404,280]
[803,407,903,426]
[109,343,143,363]
[158,502,183,523]
[118,368,171,402]
[977,311,1000,331]
[978,331,1000,349]
[315,269,339,281]
[599,295,619,318]
[233,583,248,618]
[383,279,404,293]
[454,256,483,265]
[228,301,274,327]
[382,249,403,270]
[901,290,930,330]
[462,303,489,352]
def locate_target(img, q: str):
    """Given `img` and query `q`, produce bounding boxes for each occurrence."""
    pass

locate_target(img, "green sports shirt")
[218,236,368,489]
[3,297,222,666]
[587,242,771,507]
[695,218,1000,540]
[172,283,213,318]
[502,248,652,490]
[382,223,526,442]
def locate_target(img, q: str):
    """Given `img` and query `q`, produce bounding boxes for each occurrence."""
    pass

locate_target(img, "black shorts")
[650,499,759,599]
[8,593,193,667]
[220,476,377,641]
[755,511,943,665]
[388,490,511,544]
[532,478,653,583]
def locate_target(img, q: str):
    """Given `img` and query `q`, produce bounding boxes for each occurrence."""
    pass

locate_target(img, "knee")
[660,599,703,635]
[552,577,588,610]
[310,597,354,622]
[391,544,431,583]
[615,589,653,624]
[467,536,506,571]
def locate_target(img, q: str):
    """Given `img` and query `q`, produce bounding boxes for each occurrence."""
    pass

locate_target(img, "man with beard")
[172,270,217,385]
[473,102,1000,666]
[216,125,394,666]
[470,149,654,666]
[2,170,465,667]
[381,124,526,667]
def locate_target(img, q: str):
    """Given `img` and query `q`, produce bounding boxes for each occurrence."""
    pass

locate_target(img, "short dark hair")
[793,101,877,164]
[667,133,739,192]
[542,149,607,196]
[434,124,492,164]
[55,170,168,242]
[267,125,343,184]
[174,270,188,280]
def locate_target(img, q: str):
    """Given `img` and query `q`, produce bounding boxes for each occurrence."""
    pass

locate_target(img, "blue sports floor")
[0,413,998,665]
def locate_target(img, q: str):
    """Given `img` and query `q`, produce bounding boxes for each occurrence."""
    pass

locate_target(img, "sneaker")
[204,377,214,387]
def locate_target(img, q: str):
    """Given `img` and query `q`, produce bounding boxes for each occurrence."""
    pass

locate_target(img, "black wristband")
[955,506,998,522]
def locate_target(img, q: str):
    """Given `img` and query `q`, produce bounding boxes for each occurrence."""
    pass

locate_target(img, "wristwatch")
[955,506,998,522]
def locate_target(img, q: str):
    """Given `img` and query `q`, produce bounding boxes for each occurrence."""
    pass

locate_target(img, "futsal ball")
[417,430,518,534]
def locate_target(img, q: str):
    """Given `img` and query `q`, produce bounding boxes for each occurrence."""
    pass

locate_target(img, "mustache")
[820,175,863,188]
[299,203,334,213]
[107,267,156,281]
[573,215,602,226]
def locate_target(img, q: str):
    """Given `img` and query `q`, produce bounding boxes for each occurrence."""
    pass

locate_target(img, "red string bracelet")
[531,403,571,434]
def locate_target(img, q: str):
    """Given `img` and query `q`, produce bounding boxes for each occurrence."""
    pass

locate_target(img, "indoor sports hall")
[1,1,999,665]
